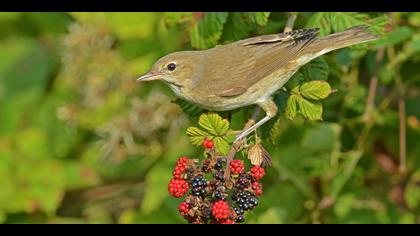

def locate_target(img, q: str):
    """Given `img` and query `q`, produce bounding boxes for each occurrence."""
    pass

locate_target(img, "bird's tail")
[307,25,379,54]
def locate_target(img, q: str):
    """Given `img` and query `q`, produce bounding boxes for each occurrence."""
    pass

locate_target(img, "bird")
[137,25,378,142]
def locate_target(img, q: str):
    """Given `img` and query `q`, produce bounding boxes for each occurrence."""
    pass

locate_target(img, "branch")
[363,49,384,122]
[284,13,297,33]
[387,47,407,174]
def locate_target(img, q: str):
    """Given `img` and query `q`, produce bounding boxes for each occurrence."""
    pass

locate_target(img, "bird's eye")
[167,63,176,71]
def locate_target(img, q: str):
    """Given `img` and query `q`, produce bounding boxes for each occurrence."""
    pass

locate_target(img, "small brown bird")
[138,25,378,142]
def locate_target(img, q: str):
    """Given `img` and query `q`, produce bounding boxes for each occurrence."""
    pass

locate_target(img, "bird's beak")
[136,72,163,82]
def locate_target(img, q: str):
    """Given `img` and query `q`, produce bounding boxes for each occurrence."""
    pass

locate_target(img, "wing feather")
[197,28,320,97]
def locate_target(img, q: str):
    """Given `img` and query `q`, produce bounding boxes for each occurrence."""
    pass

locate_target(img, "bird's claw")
[234,134,245,143]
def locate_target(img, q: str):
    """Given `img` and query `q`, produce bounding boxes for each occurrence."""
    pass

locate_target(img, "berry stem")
[225,115,258,181]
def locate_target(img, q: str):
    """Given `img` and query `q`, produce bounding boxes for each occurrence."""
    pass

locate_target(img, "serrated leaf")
[300,57,329,81]
[286,72,305,90]
[306,12,388,39]
[296,97,323,121]
[163,12,194,28]
[375,27,414,49]
[248,143,263,166]
[221,13,257,42]
[186,127,210,146]
[172,99,204,117]
[285,95,299,120]
[268,116,283,145]
[189,12,229,49]
[244,12,271,26]
[299,80,332,100]
[213,137,230,155]
[198,113,230,136]
[247,143,272,167]
[306,12,333,36]
[222,133,236,144]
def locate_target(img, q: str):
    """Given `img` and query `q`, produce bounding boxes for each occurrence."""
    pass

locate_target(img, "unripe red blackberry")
[212,200,231,220]
[229,160,245,175]
[202,139,214,149]
[252,182,263,196]
[178,201,190,214]
[168,178,189,198]
[250,165,265,180]
[220,219,235,224]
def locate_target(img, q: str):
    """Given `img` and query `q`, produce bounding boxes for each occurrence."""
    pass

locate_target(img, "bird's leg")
[234,99,278,143]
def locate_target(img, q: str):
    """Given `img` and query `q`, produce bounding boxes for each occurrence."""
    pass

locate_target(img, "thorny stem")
[388,46,407,174]
[363,49,384,122]
[225,13,298,181]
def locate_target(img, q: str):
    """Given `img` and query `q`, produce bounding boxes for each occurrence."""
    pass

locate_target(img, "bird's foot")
[234,132,247,143]
[234,115,272,143]
[234,119,256,143]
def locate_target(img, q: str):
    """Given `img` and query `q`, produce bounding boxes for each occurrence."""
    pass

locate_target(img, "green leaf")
[306,12,388,38]
[213,136,230,155]
[263,90,290,144]
[186,127,210,146]
[285,95,299,120]
[286,72,305,90]
[221,13,257,42]
[163,12,194,28]
[305,12,333,36]
[198,113,230,136]
[141,163,173,215]
[296,97,323,121]
[301,123,342,152]
[299,80,332,100]
[268,116,284,145]
[404,170,420,209]
[172,99,204,117]
[300,57,329,81]
[244,12,271,26]
[70,13,159,39]
[255,207,286,224]
[374,26,413,49]
[189,12,229,49]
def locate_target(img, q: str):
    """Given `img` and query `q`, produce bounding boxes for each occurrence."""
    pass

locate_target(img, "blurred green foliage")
[0,12,419,224]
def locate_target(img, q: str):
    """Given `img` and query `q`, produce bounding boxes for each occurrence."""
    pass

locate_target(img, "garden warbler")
[137,25,378,142]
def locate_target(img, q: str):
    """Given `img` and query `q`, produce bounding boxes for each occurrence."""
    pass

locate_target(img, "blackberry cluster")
[191,175,208,197]
[167,139,267,224]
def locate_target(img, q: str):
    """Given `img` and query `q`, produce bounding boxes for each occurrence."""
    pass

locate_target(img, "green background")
[0,12,419,224]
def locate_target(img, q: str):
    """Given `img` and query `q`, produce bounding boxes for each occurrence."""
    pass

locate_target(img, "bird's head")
[137,51,201,88]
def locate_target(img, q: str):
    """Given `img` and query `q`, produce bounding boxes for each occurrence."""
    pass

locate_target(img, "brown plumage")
[138,25,379,141]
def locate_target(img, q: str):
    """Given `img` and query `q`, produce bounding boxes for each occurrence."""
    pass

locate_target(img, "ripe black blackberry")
[235,173,251,190]
[214,191,225,200]
[214,157,226,170]
[236,215,245,223]
[233,190,258,212]
[191,175,208,197]
[233,207,244,216]
[213,169,225,181]
[201,207,212,221]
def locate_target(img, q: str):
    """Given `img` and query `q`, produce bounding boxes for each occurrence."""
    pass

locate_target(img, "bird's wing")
[204,28,320,97]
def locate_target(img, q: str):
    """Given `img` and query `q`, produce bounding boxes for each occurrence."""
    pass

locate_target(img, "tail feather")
[307,25,379,54]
